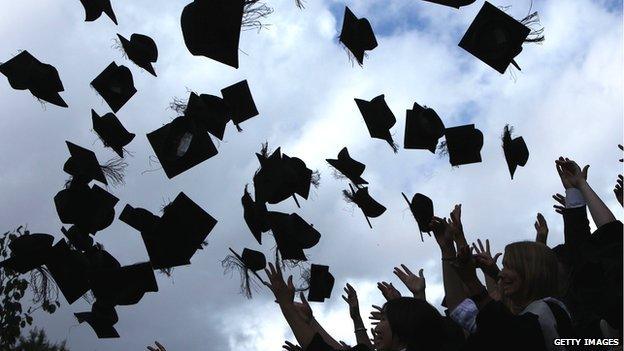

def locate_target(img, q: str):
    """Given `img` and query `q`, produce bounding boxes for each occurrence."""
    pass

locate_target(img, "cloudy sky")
[0,0,622,350]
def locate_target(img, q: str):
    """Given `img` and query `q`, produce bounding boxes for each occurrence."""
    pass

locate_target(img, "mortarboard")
[61,226,94,252]
[146,116,218,179]
[242,185,269,245]
[45,239,91,304]
[421,0,476,9]
[89,262,158,306]
[355,95,398,152]
[78,0,118,25]
[326,147,368,185]
[404,102,445,153]
[181,0,244,68]
[268,212,321,261]
[75,301,119,338]
[118,204,160,235]
[458,2,532,74]
[0,233,54,274]
[185,92,230,140]
[402,192,434,241]
[117,33,158,76]
[223,248,269,298]
[444,124,483,166]
[221,80,259,129]
[502,125,528,179]
[122,193,217,269]
[92,109,135,158]
[240,248,266,271]
[339,7,378,66]
[0,50,67,107]
[54,183,119,235]
[63,141,108,185]
[343,185,386,228]
[307,264,334,303]
[91,62,137,113]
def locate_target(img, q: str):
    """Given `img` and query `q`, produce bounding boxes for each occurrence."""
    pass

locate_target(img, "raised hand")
[552,193,566,214]
[147,341,166,351]
[282,341,302,351]
[430,216,455,258]
[534,213,548,244]
[451,245,479,285]
[342,283,361,319]
[264,262,295,305]
[368,305,383,326]
[377,281,401,301]
[393,264,425,300]
[291,292,313,324]
[555,157,589,189]
[449,204,468,248]
[472,239,501,279]
[614,175,623,207]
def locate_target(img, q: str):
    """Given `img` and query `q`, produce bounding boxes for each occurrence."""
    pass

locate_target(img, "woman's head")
[373,297,444,351]
[499,241,559,308]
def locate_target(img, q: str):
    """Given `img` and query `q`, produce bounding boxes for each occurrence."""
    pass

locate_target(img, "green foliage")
[13,328,69,351]
[1,227,61,349]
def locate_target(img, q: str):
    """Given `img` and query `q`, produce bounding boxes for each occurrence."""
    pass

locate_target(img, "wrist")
[441,247,456,259]
[465,278,485,296]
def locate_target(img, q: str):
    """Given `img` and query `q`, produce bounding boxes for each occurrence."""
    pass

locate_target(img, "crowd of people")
[147,154,622,351]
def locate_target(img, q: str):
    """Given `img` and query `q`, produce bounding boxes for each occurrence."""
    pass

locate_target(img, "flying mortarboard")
[326,147,368,185]
[92,109,135,158]
[118,204,160,234]
[458,2,538,74]
[54,183,118,235]
[221,80,259,130]
[402,193,434,241]
[91,62,137,113]
[45,239,91,304]
[0,233,54,274]
[421,0,476,9]
[343,184,386,228]
[444,124,483,166]
[116,33,158,76]
[404,103,445,153]
[146,116,218,179]
[268,212,320,261]
[502,125,529,179]
[185,92,230,140]
[89,262,158,306]
[307,264,334,303]
[61,226,94,252]
[223,248,268,298]
[75,301,119,338]
[242,185,269,245]
[63,141,108,185]
[78,0,118,24]
[339,7,378,66]
[0,50,67,107]
[181,0,244,68]
[355,95,398,152]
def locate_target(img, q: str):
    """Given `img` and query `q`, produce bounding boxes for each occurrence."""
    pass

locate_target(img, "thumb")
[418,268,424,279]
[582,165,589,178]
[493,253,502,263]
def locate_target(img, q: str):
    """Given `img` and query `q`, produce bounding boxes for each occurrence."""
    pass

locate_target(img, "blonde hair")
[503,241,560,310]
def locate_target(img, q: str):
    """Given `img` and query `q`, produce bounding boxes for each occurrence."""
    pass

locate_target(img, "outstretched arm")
[342,283,373,348]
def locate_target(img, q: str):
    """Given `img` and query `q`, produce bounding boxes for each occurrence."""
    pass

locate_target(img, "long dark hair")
[384,297,445,351]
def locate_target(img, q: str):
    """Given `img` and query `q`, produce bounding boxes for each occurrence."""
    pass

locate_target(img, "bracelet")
[354,327,367,333]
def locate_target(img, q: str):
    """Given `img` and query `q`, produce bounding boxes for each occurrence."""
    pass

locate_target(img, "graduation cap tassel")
[242,0,274,31]
[520,12,545,43]
[292,194,301,208]
[168,97,188,115]
[295,0,305,9]
[29,267,59,307]
[310,170,321,188]
[100,157,128,186]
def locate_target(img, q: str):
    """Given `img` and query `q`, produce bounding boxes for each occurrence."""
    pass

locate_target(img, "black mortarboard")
[185,92,230,140]
[221,80,259,128]
[268,212,321,261]
[444,124,483,166]
[90,262,158,306]
[458,1,531,74]
[0,50,67,107]
[79,0,118,25]
[308,264,334,303]
[502,125,529,179]
[242,186,269,245]
[75,301,119,338]
[422,0,475,9]
[404,103,445,153]
[92,109,135,158]
[118,204,160,234]
[339,7,378,66]
[61,226,94,252]
[54,183,118,235]
[117,33,158,76]
[147,116,218,179]
[402,193,433,241]
[91,62,137,113]
[282,153,315,201]
[0,233,54,273]
[45,239,90,304]
[63,141,107,185]
[344,185,386,228]
[241,248,266,271]
[355,95,398,152]
[181,0,244,68]
[124,193,217,269]
[326,147,368,185]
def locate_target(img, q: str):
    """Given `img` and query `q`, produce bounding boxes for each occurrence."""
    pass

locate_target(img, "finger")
[147,347,156,351]
[393,269,406,282]
[582,165,589,179]
[477,239,485,253]
[300,291,310,307]
[401,264,413,275]
[493,252,502,263]
[418,268,424,279]
[287,275,294,290]
[471,242,479,254]
[485,239,490,253]
[342,295,348,303]
[534,221,539,231]
[154,342,166,351]
[276,262,283,279]
[555,208,563,214]
[372,304,382,311]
